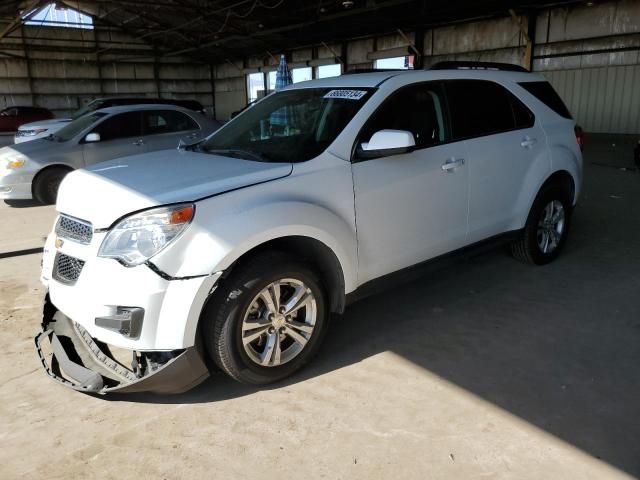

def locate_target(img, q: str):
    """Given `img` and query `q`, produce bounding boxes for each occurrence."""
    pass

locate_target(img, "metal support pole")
[153,48,161,97]
[94,28,104,95]
[19,26,35,106]
[209,63,216,120]
[509,9,535,71]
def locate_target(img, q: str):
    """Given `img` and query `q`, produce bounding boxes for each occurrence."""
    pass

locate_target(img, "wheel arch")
[218,235,347,314]
[31,163,74,197]
[539,169,576,205]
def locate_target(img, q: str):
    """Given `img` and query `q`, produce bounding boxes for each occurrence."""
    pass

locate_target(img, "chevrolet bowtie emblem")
[55,237,64,249]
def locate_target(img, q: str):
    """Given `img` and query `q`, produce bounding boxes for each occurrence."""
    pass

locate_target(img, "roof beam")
[0,0,43,41]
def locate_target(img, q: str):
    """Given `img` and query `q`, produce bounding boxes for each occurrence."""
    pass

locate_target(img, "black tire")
[202,251,329,385]
[511,185,572,265]
[33,167,70,205]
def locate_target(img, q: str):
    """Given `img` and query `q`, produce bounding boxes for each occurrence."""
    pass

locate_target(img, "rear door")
[142,109,202,151]
[82,111,146,166]
[352,81,469,283]
[444,79,545,243]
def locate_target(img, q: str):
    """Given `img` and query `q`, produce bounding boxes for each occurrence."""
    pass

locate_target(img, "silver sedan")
[0,104,219,204]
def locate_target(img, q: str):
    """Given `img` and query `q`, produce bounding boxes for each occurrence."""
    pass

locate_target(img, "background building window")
[247,72,265,103]
[267,71,277,92]
[24,2,93,29]
[316,64,342,79]
[292,67,312,83]
[374,56,414,70]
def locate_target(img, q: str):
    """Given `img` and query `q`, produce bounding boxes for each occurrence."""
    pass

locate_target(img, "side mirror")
[358,129,415,159]
[84,132,101,143]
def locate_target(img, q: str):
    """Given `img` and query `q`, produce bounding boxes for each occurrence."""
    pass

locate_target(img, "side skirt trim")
[346,230,520,306]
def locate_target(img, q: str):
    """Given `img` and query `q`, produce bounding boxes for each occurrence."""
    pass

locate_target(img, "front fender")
[152,199,358,294]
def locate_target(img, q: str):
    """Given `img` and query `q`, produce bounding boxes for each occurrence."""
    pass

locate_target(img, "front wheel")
[203,252,328,385]
[33,167,70,205]
[511,187,572,265]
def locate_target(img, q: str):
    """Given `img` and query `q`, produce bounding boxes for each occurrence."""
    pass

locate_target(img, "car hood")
[18,118,71,130]
[0,137,60,158]
[56,149,293,228]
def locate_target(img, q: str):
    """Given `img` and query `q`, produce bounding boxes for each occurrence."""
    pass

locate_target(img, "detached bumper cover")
[35,295,210,394]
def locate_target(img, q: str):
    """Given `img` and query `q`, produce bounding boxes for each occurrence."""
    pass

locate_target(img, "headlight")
[17,128,47,137]
[98,203,195,266]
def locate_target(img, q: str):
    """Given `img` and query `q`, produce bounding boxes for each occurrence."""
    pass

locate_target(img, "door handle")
[520,136,537,148]
[441,158,465,172]
[133,139,145,146]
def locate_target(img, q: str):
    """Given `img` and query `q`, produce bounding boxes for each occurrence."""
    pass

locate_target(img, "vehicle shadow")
[111,230,640,474]
[4,199,43,208]
[104,142,640,475]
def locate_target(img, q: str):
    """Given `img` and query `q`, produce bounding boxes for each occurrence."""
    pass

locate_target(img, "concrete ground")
[0,135,638,479]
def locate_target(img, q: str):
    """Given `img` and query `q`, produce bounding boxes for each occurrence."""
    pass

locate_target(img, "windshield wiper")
[202,148,270,162]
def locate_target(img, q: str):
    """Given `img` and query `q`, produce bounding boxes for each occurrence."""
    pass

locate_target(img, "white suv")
[36,63,582,394]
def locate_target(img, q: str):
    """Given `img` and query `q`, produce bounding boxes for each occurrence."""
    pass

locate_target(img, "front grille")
[53,253,85,285]
[55,215,93,244]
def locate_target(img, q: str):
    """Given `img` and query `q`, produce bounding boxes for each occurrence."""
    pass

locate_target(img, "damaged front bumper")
[35,295,210,394]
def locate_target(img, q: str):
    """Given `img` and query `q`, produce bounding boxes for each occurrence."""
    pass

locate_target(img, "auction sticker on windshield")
[324,90,368,100]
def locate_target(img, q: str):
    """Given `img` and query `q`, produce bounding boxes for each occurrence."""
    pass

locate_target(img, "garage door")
[544,65,640,134]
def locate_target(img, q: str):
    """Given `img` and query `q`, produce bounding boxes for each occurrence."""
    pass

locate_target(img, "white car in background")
[14,97,210,144]
[36,62,583,394]
[1,104,217,203]
[14,117,73,144]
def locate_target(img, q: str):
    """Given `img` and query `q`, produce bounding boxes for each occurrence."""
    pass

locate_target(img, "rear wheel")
[33,167,70,205]
[511,186,572,265]
[203,252,328,385]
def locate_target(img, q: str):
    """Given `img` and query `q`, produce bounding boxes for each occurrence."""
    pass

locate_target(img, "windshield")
[50,112,107,142]
[72,100,105,119]
[201,88,373,162]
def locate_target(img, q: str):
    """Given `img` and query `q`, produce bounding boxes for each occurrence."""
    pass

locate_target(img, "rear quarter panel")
[508,81,583,227]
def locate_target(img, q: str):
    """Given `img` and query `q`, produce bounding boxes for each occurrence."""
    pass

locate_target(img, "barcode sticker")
[324,90,368,100]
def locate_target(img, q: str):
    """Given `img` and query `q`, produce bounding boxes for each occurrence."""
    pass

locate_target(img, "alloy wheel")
[536,200,565,254]
[241,278,317,367]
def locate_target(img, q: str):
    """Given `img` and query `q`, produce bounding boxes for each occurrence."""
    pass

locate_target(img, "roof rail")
[343,68,405,75]
[429,61,529,72]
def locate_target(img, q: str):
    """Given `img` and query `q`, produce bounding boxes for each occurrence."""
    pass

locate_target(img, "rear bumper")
[35,294,210,394]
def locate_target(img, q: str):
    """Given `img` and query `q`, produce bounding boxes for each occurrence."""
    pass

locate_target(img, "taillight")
[574,126,585,151]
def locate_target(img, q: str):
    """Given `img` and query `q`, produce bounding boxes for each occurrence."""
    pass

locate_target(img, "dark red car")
[0,106,54,132]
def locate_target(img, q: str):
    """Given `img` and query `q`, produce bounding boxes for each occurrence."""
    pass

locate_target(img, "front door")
[82,111,146,166]
[352,82,469,284]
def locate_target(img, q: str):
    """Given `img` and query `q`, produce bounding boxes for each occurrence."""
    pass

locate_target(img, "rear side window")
[511,95,535,129]
[143,110,199,135]
[445,80,514,139]
[445,80,535,139]
[518,81,572,119]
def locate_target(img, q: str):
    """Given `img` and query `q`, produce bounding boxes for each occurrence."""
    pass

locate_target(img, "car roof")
[284,68,546,90]
[94,104,197,114]
[90,96,203,105]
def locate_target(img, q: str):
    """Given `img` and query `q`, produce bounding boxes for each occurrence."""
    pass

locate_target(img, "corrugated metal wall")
[544,65,640,134]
